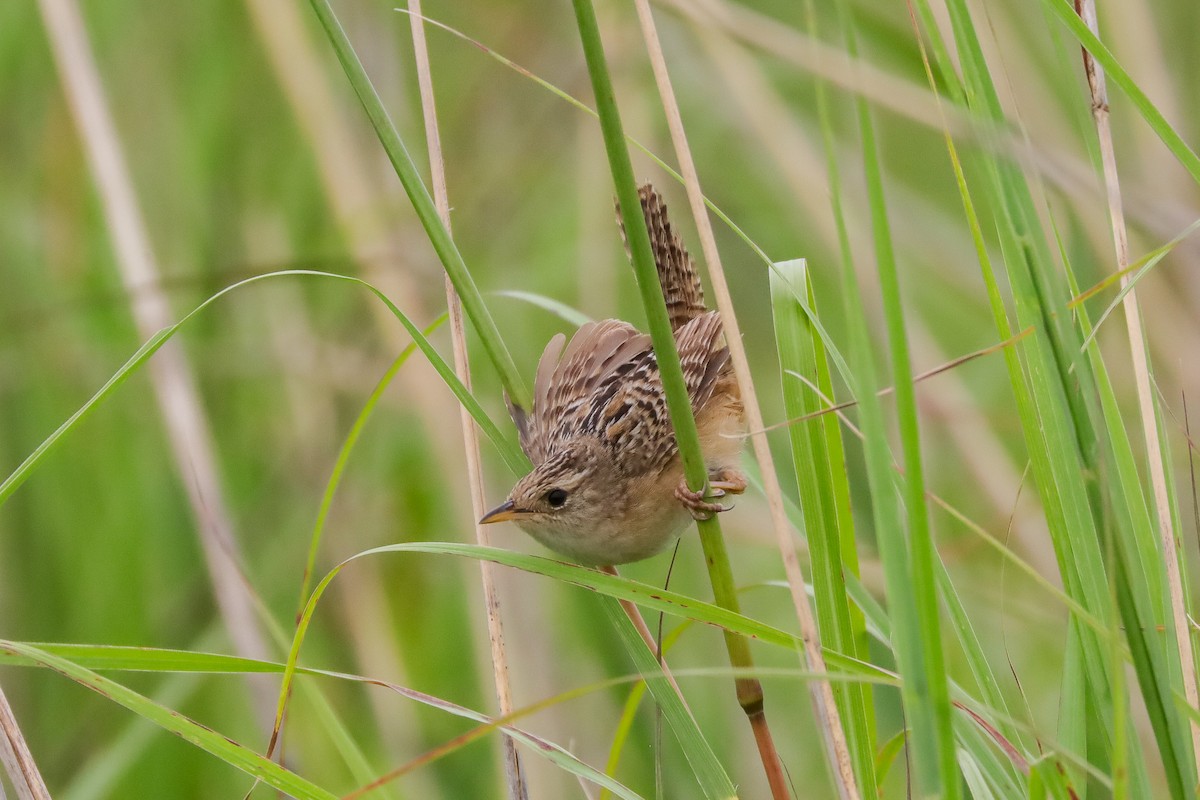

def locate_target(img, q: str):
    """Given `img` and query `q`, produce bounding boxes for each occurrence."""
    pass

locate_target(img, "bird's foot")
[708,467,748,496]
[675,480,731,521]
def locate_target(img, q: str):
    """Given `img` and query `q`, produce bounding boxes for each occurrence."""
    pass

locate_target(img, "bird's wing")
[517,319,651,465]
[507,332,564,465]
[675,311,730,411]
[617,184,707,332]
[582,311,729,476]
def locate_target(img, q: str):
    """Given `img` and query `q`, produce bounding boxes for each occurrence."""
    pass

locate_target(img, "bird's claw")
[708,468,748,496]
[675,481,732,521]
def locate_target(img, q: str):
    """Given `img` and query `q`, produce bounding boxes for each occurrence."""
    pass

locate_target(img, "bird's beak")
[479,499,520,525]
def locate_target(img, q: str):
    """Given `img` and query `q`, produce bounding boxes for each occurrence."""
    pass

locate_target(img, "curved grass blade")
[1039,0,1200,185]
[305,0,528,408]
[0,641,337,800]
[770,259,876,794]
[0,641,642,799]
[0,270,527,511]
[492,290,593,327]
[828,0,958,791]
[296,312,448,611]
[270,541,898,799]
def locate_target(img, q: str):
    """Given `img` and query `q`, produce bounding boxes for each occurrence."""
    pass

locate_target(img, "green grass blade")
[0,641,642,799]
[297,313,448,612]
[0,328,171,507]
[273,542,757,799]
[1039,0,1200,185]
[305,0,528,408]
[770,258,877,795]
[829,2,958,793]
[1071,252,1195,793]
[597,600,736,799]
[0,641,338,800]
[928,0,1174,792]
[492,290,594,327]
[0,271,527,513]
[291,542,892,673]
[568,0,779,794]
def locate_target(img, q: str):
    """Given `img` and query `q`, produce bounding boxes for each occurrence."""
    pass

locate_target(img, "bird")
[479,184,746,566]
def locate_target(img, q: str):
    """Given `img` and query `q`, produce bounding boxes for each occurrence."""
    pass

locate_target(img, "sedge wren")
[480,184,746,566]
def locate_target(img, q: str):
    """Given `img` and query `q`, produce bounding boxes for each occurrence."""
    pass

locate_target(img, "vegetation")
[2,0,1198,796]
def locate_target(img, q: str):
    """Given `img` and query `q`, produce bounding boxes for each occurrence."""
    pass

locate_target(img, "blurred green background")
[2,0,1198,796]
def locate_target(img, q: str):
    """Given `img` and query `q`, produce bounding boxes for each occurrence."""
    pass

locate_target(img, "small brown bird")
[479,184,746,566]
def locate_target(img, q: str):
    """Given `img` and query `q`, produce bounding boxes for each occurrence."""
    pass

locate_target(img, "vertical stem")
[630,2,861,798]
[832,1,957,794]
[569,1,788,796]
[407,4,528,797]
[1075,0,1200,770]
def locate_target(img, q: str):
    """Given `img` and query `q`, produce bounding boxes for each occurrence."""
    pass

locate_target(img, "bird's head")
[479,444,613,537]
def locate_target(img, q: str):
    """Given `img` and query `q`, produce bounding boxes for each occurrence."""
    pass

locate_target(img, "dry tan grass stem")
[597,565,696,719]
[407,3,528,797]
[242,0,466,495]
[1074,0,1200,767]
[632,1,860,798]
[36,0,274,722]
[0,684,51,800]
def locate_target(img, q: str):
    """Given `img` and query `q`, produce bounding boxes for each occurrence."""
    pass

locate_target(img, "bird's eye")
[546,488,568,508]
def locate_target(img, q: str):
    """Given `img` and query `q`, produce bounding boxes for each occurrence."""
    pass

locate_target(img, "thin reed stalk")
[630,2,860,798]
[598,565,694,716]
[306,0,530,410]
[570,0,786,795]
[0,684,51,800]
[35,0,274,723]
[242,0,467,492]
[407,3,528,797]
[1074,0,1200,767]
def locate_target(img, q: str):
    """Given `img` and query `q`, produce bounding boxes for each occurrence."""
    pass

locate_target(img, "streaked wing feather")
[518,182,727,476]
[588,311,730,475]
[675,311,729,410]
[523,321,651,464]
[514,332,566,464]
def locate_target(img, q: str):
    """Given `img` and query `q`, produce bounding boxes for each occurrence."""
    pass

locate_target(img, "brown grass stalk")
[0,684,51,800]
[35,0,274,723]
[241,0,467,499]
[597,565,696,719]
[1074,0,1200,768]
[407,3,528,797]
[632,2,858,798]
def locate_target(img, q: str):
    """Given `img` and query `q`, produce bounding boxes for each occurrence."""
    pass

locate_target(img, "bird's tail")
[617,183,706,332]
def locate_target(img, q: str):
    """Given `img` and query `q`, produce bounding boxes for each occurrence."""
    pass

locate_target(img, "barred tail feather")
[617,183,706,331]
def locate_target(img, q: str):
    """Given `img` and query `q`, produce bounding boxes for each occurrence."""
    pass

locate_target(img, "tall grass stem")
[1075,0,1200,767]
[570,0,786,795]
[407,3,529,796]
[0,684,51,800]
[630,2,859,797]
[306,0,530,409]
